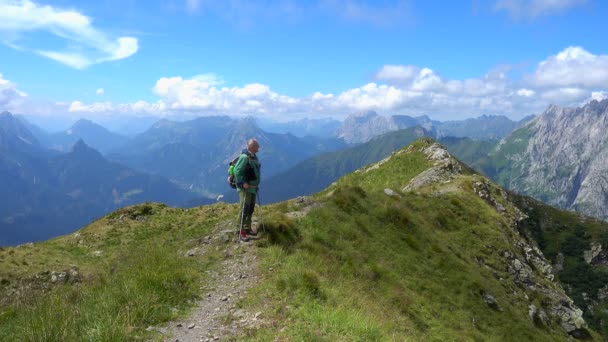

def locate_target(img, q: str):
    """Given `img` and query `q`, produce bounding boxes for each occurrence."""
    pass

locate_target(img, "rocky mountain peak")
[0,111,39,148]
[69,139,104,161]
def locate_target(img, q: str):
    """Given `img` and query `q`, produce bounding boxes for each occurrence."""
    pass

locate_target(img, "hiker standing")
[234,139,261,241]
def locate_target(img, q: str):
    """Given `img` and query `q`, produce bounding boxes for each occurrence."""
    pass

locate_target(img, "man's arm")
[233,154,248,188]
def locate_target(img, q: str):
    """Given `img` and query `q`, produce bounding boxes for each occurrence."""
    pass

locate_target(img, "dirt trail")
[158,224,264,342]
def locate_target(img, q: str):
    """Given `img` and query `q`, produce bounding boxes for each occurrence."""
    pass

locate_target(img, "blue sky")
[1,0,607,123]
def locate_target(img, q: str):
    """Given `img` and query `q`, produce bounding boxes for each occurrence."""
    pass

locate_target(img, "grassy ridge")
[240,140,573,341]
[0,202,233,341]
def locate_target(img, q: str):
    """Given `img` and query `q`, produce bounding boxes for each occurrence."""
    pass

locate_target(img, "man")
[234,139,261,241]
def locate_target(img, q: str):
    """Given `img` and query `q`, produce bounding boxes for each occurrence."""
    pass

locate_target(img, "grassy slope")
[0,202,233,341]
[240,139,577,341]
[0,138,601,341]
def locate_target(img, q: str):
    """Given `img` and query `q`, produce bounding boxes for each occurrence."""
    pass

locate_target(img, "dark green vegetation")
[262,127,430,203]
[438,114,534,140]
[0,202,231,341]
[512,195,608,336]
[475,125,536,189]
[262,129,496,203]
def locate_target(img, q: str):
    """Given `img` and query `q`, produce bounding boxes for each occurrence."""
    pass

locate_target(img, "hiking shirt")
[234,149,261,194]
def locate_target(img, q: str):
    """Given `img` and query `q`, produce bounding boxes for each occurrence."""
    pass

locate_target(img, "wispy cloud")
[182,0,304,28]
[319,0,414,27]
[494,0,587,19]
[180,0,413,28]
[0,0,139,69]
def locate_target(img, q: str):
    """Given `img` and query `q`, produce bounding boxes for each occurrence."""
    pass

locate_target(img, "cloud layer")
[0,0,138,69]
[4,46,607,121]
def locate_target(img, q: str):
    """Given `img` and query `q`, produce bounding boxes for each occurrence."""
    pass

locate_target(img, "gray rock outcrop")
[495,99,608,220]
[402,143,462,192]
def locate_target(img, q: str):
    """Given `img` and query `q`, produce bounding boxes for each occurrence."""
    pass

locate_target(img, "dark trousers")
[239,191,256,229]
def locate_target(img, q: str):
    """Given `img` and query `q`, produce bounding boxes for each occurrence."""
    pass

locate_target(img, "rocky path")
[157,224,264,342]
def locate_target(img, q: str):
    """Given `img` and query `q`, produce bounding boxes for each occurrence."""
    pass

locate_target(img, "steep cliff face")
[485,99,608,220]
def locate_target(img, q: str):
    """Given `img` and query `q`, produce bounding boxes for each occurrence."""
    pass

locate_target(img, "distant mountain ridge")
[109,116,347,195]
[38,118,129,153]
[0,112,201,246]
[261,127,497,203]
[479,99,608,221]
[256,117,341,138]
[336,111,532,144]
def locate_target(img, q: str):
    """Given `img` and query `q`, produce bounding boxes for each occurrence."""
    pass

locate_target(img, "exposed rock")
[402,143,462,192]
[383,188,400,198]
[92,250,103,257]
[528,304,549,327]
[583,242,603,264]
[502,239,587,336]
[552,300,586,333]
[552,253,565,273]
[480,290,500,311]
[598,285,608,301]
[473,181,506,212]
[185,248,204,257]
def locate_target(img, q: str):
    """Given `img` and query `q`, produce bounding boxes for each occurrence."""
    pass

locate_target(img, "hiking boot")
[245,228,258,236]
[239,229,250,242]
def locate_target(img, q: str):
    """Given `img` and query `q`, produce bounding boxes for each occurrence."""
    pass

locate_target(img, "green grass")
[244,187,568,341]
[238,140,576,341]
[0,202,233,341]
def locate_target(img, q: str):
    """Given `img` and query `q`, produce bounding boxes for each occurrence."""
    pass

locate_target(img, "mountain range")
[0,112,201,245]
[336,110,533,144]
[106,116,347,196]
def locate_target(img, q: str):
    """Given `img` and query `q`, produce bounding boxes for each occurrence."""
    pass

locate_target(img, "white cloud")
[374,65,418,83]
[517,88,535,97]
[152,76,300,114]
[586,91,608,103]
[0,0,139,69]
[527,46,608,88]
[19,46,608,121]
[0,73,27,109]
[495,0,586,19]
[540,87,587,102]
[96,88,104,96]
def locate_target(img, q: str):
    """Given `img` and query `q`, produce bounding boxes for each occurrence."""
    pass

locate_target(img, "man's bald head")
[247,139,259,153]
